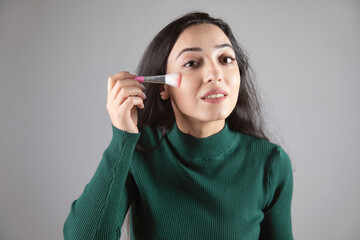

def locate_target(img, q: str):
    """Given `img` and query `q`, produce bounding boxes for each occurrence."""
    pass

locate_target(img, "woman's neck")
[175,119,225,138]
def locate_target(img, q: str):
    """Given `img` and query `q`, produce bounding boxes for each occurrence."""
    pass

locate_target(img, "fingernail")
[140,84,145,90]
[143,92,147,99]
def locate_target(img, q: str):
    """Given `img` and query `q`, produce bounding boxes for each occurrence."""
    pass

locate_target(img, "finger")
[109,80,121,102]
[109,79,145,102]
[114,87,146,106]
[107,72,135,97]
[119,78,145,89]
[122,96,144,112]
[107,72,137,96]
[109,78,145,101]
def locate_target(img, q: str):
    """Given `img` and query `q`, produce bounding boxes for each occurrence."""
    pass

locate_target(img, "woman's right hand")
[106,71,146,133]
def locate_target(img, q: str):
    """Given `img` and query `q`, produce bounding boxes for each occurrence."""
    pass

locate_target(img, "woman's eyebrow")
[176,43,234,60]
[176,47,202,60]
[215,43,233,50]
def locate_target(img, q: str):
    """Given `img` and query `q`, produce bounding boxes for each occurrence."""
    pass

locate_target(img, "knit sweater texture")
[63,122,293,239]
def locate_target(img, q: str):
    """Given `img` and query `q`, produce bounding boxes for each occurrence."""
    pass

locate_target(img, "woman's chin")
[197,112,230,122]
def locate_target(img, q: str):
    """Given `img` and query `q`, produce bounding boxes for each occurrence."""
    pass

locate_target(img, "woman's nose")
[203,61,222,83]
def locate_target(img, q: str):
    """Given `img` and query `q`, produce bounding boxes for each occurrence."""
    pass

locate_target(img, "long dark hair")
[136,11,269,151]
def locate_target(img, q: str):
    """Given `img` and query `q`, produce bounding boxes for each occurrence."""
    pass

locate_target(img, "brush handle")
[134,75,166,84]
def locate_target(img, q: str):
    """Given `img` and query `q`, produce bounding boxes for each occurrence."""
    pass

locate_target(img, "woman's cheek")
[228,70,240,88]
[178,75,193,90]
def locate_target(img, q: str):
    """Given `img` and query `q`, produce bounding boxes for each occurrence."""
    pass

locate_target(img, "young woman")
[64,12,293,240]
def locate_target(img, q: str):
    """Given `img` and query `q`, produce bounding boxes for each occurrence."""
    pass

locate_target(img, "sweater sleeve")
[63,124,140,240]
[259,147,294,240]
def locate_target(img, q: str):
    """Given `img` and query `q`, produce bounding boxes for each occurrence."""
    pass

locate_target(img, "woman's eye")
[183,60,199,67]
[220,56,235,64]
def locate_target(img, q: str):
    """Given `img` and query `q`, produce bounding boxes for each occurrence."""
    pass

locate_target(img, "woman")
[63,12,293,239]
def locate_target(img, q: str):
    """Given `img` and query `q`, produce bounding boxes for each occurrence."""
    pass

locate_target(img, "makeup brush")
[134,73,181,88]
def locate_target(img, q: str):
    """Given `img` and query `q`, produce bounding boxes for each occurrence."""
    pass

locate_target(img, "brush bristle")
[165,73,182,88]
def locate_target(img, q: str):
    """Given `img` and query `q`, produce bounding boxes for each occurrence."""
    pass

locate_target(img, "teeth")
[204,94,225,99]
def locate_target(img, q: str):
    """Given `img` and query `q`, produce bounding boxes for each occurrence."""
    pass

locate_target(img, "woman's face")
[164,23,241,126]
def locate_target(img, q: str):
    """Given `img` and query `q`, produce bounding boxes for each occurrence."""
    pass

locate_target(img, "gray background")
[1,0,359,239]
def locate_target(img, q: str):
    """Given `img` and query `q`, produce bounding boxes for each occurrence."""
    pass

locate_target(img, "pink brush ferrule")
[134,76,145,83]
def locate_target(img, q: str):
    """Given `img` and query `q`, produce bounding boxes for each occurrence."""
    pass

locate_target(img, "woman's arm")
[63,124,140,240]
[259,147,294,240]
[63,71,145,239]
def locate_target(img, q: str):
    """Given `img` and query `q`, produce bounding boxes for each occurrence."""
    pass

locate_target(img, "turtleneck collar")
[165,121,241,159]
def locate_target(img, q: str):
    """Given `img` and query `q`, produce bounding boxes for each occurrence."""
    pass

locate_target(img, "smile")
[203,94,225,99]
[201,94,227,103]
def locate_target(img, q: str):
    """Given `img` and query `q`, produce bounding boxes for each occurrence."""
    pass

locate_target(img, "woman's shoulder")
[238,131,291,167]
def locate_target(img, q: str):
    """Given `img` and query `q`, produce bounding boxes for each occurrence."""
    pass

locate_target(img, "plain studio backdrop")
[1,0,359,239]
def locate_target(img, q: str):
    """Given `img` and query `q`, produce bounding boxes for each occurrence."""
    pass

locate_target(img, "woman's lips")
[201,89,228,99]
[201,88,228,103]
[201,95,227,103]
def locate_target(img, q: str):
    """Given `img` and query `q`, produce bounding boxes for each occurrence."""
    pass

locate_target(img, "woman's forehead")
[169,24,232,59]
[177,24,230,45]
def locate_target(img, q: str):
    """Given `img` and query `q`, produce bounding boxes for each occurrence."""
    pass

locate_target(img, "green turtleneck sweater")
[63,122,293,239]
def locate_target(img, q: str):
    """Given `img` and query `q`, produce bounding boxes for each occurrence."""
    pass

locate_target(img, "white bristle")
[165,73,181,88]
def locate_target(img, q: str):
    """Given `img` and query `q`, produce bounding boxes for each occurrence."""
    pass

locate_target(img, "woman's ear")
[159,85,170,100]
